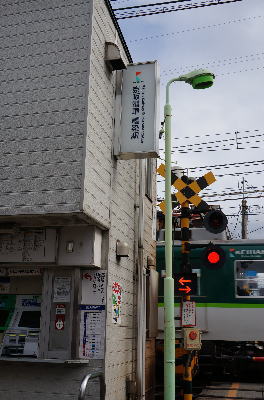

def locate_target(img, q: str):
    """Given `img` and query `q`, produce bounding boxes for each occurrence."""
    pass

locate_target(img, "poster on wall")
[81,270,106,305]
[79,305,105,359]
[53,277,71,303]
[112,281,122,324]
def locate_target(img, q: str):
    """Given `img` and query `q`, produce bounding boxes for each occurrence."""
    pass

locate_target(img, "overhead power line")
[162,51,264,77]
[248,225,264,234]
[113,0,243,19]
[167,131,264,154]
[129,15,263,43]
[187,158,264,171]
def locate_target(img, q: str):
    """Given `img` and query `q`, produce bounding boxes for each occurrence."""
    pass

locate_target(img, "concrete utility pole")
[241,178,248,239]
[241,199,248,239]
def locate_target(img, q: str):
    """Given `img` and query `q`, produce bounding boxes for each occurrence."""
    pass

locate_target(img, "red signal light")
[203,244,225,269]
[207,251,220,264]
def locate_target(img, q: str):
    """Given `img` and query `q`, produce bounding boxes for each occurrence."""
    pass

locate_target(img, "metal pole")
[164,79,179,400]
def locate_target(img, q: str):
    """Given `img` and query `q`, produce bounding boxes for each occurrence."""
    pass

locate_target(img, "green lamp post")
[163,69,215,400]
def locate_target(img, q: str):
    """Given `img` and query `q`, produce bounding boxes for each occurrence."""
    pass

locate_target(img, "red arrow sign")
[179,277,192,286]
[179,286,191,294]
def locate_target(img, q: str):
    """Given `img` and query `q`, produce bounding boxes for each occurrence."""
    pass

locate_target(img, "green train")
[157,237,264,374]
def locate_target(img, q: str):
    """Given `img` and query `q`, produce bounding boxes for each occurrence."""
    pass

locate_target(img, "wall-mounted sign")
[117,61,159,160]
[79,305,105,359]
[112,281,122,324]
[81,270,106,305]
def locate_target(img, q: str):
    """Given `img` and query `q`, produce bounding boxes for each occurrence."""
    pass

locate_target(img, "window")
[235,260,264,297]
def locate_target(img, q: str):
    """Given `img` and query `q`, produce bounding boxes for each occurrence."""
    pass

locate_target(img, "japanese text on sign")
[81,270,106,305]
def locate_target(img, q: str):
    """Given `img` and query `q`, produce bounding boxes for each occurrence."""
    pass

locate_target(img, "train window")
[235,260,264,297]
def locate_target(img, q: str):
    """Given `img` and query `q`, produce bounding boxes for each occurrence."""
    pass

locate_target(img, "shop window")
[235,260,264,297]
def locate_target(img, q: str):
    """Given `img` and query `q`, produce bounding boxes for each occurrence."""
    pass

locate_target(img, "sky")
[112,0,264,239]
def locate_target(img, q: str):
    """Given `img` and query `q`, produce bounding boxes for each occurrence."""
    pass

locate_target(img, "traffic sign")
[157,163,216,212]
[175,273,198,295]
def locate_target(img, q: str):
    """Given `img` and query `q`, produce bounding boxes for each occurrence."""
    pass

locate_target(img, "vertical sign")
[112,281,122,324]
[79,271,107,359]
[118,62,159,159]
[79,305,105,359]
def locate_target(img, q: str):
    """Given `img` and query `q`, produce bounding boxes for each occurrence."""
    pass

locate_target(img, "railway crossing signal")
[203,243,226,269]
[175,273,198,295]
[157,163,216,212]
[204,209,228,234]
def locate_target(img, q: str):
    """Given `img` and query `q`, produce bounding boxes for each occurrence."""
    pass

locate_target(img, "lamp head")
[178,69,215,90]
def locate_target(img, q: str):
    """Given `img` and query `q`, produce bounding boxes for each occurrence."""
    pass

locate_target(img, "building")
[0,1,157,399]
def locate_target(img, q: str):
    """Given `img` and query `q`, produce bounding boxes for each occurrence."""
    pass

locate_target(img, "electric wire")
[186,158,264,172]
[128,15,264,43]
[114,0,243,19]
[162,51,264,77]
[229,206,241,237]
[248,225,264,234]
[160,128,260,143]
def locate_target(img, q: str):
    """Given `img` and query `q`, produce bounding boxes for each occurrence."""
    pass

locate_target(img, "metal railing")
[78,371,105,400]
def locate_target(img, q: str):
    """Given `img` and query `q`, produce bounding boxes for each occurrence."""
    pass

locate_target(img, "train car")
[156,235,264,376]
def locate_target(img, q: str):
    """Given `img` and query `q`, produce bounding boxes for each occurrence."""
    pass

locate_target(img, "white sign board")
[118,62,159,159]
[181,301,196,327]
[81,270,106,305]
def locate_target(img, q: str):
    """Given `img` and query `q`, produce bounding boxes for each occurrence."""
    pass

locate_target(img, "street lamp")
[163,69,215,400]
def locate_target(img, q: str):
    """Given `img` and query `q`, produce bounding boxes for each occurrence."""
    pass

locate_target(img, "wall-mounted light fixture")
[116,240,129,258]
[105,42,127,71]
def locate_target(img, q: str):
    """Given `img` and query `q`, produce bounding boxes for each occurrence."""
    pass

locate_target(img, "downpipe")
[136,159,146,400]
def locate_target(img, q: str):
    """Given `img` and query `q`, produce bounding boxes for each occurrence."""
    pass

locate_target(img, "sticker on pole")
[181,301,196,327]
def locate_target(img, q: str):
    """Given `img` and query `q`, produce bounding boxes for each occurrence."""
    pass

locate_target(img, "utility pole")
[241,178,248,239]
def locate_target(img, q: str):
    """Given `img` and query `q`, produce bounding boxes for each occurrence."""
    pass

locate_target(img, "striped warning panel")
[157,163,216,211]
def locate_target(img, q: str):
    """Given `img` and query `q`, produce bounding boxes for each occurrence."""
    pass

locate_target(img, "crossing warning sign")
[157,163,216,212]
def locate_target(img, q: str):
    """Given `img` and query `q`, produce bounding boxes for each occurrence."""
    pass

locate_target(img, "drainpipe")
[136,159,146,399]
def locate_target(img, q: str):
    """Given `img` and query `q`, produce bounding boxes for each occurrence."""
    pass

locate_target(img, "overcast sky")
[114,0,264,239]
